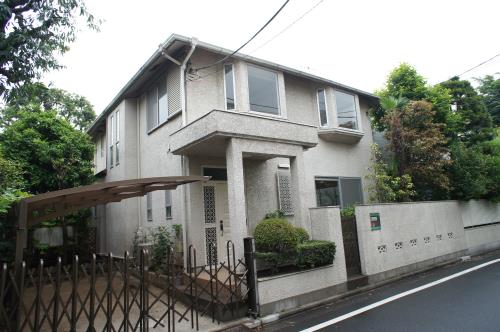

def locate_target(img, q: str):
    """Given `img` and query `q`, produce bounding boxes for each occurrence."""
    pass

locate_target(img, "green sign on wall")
[370,212,381,231]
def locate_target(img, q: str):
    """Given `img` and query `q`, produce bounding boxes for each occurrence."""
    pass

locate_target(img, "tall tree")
[0,106,94,194]
[439,77,494,145]
[0,0,99,96]
[373,63,451,130]
[477,75,500,127]
[2,82,96,130]
[382,100,451,200]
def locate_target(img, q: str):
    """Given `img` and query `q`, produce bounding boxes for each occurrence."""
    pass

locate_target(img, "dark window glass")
[224,64,235,110]
[203,167,227,181]
[340,178,363,207]
[317,89,328,126]
[248,65,279,115]
[147,87,158,131]
[315,179,340,206]
[335,91,358,130]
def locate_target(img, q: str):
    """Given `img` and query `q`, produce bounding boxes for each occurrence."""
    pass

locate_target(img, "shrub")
[340,205,355,218]
[297,240,336,269]
[151,226,174,272]
[294,227,309,243]
[256,251,295,273]
[264,209,285,219]
[254,218,298,252]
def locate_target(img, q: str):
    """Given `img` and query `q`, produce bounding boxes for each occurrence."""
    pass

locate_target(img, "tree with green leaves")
[477,75,500,127]
[373,63,451,130]
[381,100,451,200]
[0,0,99,96]
[2,82,96,131]
[439,77,494,145]
[0,106,94,194]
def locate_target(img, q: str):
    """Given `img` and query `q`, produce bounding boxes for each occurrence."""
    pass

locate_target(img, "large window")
[248,65,280,115]
[315,177,363,208]
[334,90,358,130]
[224,64,235,110]
[317,89,328,127]
[147,74,169,132]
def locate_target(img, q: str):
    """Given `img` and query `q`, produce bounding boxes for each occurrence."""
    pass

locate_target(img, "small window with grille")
[277,166,294,216]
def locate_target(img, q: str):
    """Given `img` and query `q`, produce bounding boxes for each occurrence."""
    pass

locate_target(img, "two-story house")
[88,34,378,264]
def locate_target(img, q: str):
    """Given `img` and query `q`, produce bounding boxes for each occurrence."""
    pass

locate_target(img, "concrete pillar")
[290,151,309,231]
[226,138,248,260]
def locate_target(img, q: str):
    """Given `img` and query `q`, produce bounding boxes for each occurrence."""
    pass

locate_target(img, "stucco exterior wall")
[460,200,500,227]
[258,206,347,315]
[355,201,467,277]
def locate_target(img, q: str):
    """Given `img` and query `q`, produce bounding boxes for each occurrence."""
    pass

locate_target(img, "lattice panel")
[167,65,181,115]
[277,172,294,215]
[205,227,218,265]
[203,186,216,224]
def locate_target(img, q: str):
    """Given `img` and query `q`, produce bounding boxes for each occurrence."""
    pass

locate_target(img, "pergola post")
[14,200,28,279]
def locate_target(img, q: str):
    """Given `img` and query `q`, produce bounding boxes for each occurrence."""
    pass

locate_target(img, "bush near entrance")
[254,217,336,274]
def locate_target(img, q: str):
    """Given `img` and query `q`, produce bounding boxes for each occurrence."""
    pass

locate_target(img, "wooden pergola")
[14,176,209,274]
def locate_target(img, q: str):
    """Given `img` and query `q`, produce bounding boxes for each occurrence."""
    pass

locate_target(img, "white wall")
[355,201,467,277]
[258,207,347,314]
[462,200,500,255]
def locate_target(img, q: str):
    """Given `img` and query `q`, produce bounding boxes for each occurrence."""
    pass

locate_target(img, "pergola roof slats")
[21,176,209,225]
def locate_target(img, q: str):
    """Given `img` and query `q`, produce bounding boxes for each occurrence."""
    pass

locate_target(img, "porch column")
[226,138,248,260]
[290,151,309,231]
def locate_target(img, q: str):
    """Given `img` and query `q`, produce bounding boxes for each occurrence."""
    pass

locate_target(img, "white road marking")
[301,258,500,332]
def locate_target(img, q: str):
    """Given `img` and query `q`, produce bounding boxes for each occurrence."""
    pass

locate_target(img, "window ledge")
[147,110,181,135]
[318,127,364,144]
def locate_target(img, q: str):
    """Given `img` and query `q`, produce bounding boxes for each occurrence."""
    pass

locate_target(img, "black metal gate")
[0,240,257,331]
[341,216,362,277]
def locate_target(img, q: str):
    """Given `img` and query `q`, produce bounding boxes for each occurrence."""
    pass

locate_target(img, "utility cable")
[193,0,291,71]
[455,52,500,78]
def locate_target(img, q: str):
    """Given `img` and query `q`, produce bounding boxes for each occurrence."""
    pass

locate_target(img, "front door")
[203,182,230,265]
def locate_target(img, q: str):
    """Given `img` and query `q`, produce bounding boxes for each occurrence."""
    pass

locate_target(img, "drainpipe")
[180,38,198,126]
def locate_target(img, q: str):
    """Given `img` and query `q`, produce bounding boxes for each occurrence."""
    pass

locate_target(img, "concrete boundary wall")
[355,201,467,277]
[257,207,347,315]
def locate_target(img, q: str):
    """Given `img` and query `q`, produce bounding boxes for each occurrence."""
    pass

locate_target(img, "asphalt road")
[263,251,500,332]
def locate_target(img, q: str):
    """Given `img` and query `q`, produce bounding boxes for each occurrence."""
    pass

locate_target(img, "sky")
[42,0,500,114]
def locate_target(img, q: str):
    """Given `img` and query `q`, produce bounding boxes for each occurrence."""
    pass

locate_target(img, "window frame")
[333,89,359,131]
[165,190,172,220]
[223,63,236,111]
[247,64,281,118]
[146,73,170,134]
[109,114,114,168]
[315,176,363,208]
[146,192,153,222]
[316,88,329,128]
[115,110,120,166]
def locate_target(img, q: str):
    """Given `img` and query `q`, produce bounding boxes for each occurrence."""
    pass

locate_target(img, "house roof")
[87,33,378,135]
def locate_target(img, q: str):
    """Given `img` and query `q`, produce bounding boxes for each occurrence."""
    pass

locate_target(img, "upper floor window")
[334,90,358,130]
[317,89,328,127]
[248,65,280,115]
[224,64,235,110]
[147,75,168,132]
[115,110,120,165]
[109,114,114,167]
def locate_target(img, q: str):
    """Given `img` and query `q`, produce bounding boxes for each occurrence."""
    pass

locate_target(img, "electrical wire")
[247,0,325,55]
[455,52,500,78]
[189,0,325,82]
[193,0,291,71]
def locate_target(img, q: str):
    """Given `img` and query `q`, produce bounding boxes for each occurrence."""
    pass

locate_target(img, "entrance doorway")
[341,216,362,277]
[202,168,230,266]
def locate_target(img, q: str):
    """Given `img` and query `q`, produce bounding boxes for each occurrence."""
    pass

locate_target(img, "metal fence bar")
[52,257,61,332]
[123,251,130,332]
[106,253,113,332]
[34,259,44,331]
[89,254,96,332]
[71,255,79,332]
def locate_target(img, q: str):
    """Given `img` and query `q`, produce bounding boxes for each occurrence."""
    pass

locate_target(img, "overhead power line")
[454,52,500,78]
[247,0,326,55]
[193,0,291,71]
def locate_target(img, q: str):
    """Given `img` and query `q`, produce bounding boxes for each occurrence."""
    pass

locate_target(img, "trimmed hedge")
[296,240,336,268]
[294,227,309,243]
[254,218,298,252]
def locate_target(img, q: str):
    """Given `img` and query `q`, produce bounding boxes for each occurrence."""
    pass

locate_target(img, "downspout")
[180,38,197,268]
[181,38,198,126]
